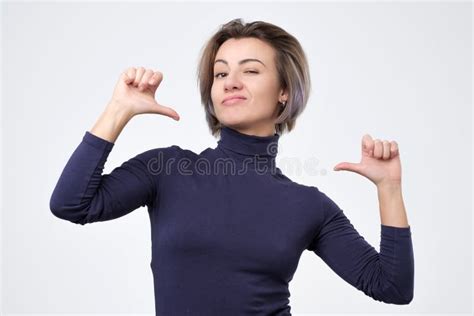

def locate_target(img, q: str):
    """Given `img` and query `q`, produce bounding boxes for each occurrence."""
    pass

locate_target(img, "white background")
[1,1,472,315]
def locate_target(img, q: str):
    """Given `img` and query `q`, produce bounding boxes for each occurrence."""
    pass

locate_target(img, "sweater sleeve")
[307,190,414,305]
[49,131,167,225]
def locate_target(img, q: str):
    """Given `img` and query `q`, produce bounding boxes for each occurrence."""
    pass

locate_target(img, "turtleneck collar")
[216,125,280,173]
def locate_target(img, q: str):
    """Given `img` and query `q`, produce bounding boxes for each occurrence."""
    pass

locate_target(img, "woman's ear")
[279,87,288,103]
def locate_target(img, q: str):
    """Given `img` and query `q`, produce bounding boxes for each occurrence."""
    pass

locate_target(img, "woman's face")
[211,37,287,137]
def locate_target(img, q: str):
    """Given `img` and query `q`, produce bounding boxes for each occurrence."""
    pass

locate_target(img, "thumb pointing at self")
[333,134,373,173]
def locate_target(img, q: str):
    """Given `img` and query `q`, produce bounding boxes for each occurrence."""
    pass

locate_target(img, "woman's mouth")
[223,98,246,105]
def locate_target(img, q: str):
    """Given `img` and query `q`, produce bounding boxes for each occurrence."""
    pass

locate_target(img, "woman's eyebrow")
[214,58,266,68]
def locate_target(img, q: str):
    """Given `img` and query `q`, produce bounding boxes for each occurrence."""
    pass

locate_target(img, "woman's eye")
[214,70,259,78]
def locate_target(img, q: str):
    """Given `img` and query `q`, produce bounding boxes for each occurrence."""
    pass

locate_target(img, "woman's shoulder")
[136,144,212,165]
[271,171,319,199]
[272,170,318,191]
[272,171,338,206]
[137,144,192,159]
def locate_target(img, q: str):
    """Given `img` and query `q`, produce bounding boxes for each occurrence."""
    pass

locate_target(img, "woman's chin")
[218,116,248,127]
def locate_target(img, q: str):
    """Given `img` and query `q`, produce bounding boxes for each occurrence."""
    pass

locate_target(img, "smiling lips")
[222,96,247,105]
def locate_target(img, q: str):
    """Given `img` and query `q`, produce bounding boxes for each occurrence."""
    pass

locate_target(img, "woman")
[50,18,414,315]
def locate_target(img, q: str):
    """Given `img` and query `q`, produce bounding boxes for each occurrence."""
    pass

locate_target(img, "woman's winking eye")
[214,70,259,79]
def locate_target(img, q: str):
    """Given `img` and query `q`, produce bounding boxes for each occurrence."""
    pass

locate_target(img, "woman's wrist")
[89,100,133,143]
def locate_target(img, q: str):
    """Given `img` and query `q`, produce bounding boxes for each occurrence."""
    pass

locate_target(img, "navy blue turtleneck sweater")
[50,125,414,315]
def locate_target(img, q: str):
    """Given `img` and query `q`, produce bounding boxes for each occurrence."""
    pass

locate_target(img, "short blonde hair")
[196,18,312,137]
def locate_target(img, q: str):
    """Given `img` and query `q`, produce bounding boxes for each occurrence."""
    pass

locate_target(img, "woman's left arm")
[304,134,414,304]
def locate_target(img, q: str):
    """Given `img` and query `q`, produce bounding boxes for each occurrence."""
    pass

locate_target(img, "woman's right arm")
[49,67,180,225]
[49,130,167,225]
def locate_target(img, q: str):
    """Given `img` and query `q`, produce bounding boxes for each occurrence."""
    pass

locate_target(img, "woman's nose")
[223,72,243,91]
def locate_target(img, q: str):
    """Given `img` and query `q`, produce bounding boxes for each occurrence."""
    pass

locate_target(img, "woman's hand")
[333,134,401,187]
[109,67,180,121]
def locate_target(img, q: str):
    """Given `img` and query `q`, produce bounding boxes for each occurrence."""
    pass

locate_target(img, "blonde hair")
[196,18,312,137]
